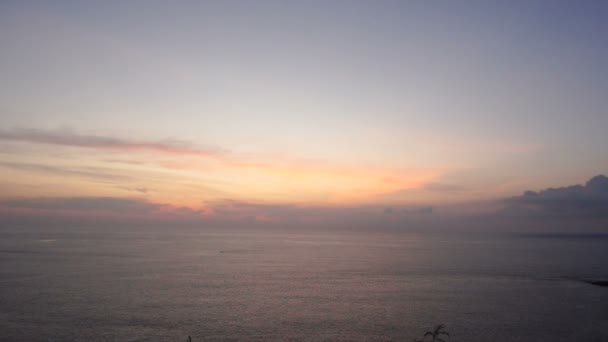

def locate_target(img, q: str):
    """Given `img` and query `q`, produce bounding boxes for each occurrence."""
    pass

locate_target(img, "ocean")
[1,226,607,341]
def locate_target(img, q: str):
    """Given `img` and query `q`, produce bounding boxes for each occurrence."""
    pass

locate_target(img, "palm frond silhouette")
[414,324,449,342]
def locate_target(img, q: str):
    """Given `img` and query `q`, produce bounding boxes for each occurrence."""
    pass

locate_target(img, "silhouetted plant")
[414,324,449,342]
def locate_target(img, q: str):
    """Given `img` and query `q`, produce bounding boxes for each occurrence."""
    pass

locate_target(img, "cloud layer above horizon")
[502,175,608,219]
[1,176,607,232]
[1,1,607,228]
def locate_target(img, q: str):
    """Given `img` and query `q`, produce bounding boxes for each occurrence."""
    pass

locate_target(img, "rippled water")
[1,227,607,341]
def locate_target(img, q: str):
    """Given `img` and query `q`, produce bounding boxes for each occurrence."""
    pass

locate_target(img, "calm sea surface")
[1,227,607,341]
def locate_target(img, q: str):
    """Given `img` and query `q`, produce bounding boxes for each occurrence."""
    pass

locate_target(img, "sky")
[1,1,607,227]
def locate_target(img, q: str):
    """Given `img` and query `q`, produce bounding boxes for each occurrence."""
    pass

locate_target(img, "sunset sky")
[1,1,607,224]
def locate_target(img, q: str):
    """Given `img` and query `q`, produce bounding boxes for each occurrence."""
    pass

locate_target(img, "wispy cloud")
[0,161,132,182]
[0,127,224,157]
[0,127,458,206]
[0,127,445,204]
[422,182,469,192]
[119,186,152,194]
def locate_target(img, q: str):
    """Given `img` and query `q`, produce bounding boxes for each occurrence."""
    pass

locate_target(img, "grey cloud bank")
[502,175,608,218]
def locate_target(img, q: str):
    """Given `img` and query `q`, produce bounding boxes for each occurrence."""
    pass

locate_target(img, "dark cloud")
[418,206,434,214]
[400,206,434,214]
[502,175,608,218]
[0,127,223,157]
[0,196,162,213]
[0,197,209,229]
